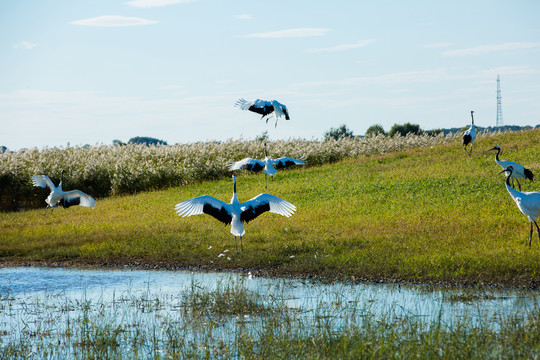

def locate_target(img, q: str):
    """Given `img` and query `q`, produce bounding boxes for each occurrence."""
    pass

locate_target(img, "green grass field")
[2,130,540,287]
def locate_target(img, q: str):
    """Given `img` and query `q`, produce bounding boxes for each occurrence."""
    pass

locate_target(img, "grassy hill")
[1,130,540,287]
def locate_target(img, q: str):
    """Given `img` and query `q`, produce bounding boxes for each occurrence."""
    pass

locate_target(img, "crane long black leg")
[516,179,522,191]
[234,236,238,253]
[240,236,243,252]
[529,222,534,247]
[265,174,267,189]
[533,220,540,247]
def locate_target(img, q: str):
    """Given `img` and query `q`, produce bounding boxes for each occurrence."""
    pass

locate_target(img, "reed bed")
[0,133,461,211]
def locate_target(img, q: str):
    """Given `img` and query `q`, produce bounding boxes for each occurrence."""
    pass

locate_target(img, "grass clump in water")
[180,278,284,317]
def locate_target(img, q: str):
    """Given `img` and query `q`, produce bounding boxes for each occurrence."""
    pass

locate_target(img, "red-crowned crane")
[463,111,477,156]
[228,142,305,189]
[31,170,96,215]
[235,98,290,128]
[175,174,296,252]
[500,166,540,247]
[488,145,534,190]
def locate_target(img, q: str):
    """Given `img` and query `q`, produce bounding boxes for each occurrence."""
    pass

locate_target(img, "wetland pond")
[0,266,538,358]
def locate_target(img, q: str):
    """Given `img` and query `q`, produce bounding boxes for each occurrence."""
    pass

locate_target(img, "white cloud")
[292,69,453,87]
[70,15,158,27]
[477,65,539,77]
[159,85,185,90]
[244,28,330,38]
[443,42,540,57]
[424,42,452,48]
[235,14,252,20]
[124,0,195,7]
[292,66,539,89]
[307,40,374,53]
[13,41,37,49]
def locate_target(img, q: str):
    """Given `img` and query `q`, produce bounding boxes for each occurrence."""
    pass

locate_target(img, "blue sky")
[2,0,540,150]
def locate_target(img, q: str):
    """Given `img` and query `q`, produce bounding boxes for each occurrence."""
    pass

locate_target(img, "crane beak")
[487,147,497,152]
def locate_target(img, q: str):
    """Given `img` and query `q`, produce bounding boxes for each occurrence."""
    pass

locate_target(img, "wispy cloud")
[443,42,540,57]
[244,28,330,38]
[477,65,539,77]
[292,69,453,87]
[159,85,185,90]
[124,0,195,7]
[424,42,452,48]
[235,14,252,20]
[307,40,374,53]
[70,15,158,27]
[13,41,37,49]
[292,66,538,88]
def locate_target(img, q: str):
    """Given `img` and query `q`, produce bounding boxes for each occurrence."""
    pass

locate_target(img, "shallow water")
[1,266,537,321]
[0,266,538,357]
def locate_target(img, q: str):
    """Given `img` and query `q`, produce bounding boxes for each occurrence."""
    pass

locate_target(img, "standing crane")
[31,170,96,215]
[499,166,540,247]
[488,145,534,190]
[462,110,477,156]
[228,142,305,189]
[235,98,290,128]
[175,174,296,252]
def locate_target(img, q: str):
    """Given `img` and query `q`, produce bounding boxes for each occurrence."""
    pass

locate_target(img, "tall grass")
[0,133,460,211]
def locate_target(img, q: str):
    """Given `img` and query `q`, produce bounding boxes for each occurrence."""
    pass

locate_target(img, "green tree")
[128,136,167,146]
[388,123,422,137]
[365,124,386,136]
[255,131,269,142]
[324,124,354,141]
[425,129,444,136]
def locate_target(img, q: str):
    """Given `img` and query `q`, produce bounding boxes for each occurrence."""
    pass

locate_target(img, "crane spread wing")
[228,158,265,172]
[272,101,290,120]
[175,195,232,225]
[235,98,274,117]
[240,193,296,223]
[272,157,305,170]
[61,190,96,208]
[31,175,55,191]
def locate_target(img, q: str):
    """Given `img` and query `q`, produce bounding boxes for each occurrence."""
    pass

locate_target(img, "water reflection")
[0,266,538,357]
[1,266,537,322]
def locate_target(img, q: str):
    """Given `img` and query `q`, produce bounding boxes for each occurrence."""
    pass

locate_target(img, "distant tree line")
[323,122,444,141]
[113,137,167,147]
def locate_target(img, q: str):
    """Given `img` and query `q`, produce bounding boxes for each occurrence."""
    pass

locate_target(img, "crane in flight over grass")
[462,111,477,156]
[235,98,290,128]
[175,174,296,252]
[31,170,96,215]
[500,166,540,247]
[488,145,534,190]
[228,142,305,189]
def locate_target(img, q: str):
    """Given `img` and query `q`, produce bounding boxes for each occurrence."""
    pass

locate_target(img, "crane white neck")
[504,169,521,198]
